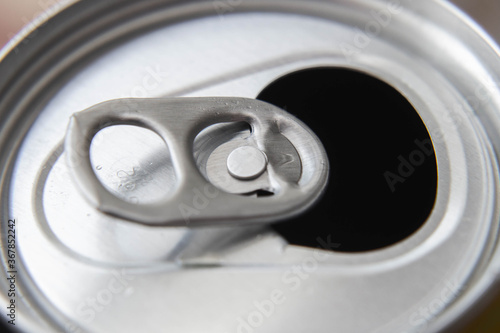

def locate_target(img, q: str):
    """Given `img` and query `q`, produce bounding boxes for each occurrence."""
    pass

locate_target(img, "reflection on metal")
[65,97,328,226]
[226,146,268,180]
[1,1,500,333]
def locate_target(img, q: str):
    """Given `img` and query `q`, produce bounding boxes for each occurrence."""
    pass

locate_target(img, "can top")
[1,1,500,332]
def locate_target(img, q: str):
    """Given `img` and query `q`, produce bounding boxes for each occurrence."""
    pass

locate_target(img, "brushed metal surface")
[0,1,499,333]
[64,97,328,226]
[226,146,268,180]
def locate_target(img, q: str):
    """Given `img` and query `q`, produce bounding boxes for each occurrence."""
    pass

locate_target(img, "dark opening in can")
[258,67,437,252]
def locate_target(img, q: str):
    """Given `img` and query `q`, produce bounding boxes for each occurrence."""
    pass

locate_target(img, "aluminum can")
[1,1,500,332]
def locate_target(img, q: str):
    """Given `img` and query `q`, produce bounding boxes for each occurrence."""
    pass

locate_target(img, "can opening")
[257,67,437,252]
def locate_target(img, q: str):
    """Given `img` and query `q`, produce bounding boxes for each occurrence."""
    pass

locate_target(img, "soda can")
[1,1,500,332]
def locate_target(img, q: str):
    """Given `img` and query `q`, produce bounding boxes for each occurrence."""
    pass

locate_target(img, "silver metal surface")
[226,146,268,180]
[90,124,177,205]
[0,1,499,333]
[202,121,302,194]
[65,97,327,226]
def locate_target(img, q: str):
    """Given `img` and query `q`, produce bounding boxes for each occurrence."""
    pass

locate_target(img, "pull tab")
[64,97,329,227]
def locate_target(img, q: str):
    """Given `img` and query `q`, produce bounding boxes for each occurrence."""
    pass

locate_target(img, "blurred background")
[1,0,499,48]
[0,0,499,332]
